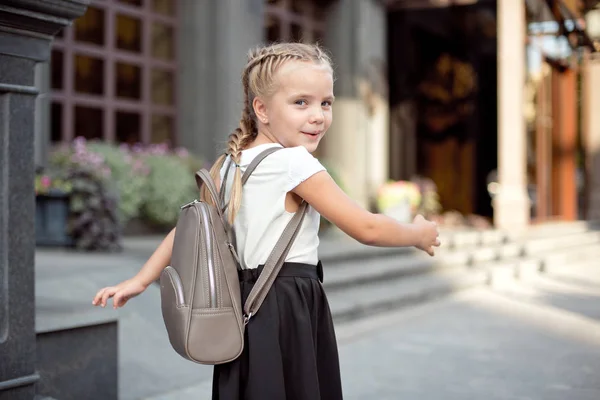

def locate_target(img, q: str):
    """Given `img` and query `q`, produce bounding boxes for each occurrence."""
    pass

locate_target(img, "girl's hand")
[92,278,147,309]
[413,214,441,256]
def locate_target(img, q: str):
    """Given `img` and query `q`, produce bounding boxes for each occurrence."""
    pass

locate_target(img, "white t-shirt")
[219,143,325,269]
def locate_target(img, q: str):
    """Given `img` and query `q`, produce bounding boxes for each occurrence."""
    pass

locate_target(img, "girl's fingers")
[113,292,129,309]
[120,296,131,309]
[434,238,441,247]
[101,287,117,307]
[113,293,122,308]
[93,288,108,306]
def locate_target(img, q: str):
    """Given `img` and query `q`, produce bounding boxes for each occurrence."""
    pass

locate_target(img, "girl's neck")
[245,131,282,150]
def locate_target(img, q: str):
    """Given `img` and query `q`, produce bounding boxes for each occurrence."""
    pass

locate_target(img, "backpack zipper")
[181,199,199,209]
[199,203,218,308]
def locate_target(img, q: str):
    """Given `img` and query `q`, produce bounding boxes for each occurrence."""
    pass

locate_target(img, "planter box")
[36,192,73,247]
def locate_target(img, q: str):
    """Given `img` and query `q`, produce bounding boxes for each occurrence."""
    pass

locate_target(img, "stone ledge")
[0,0,90,37]
[35,296,118,334]
[36,320,118,400]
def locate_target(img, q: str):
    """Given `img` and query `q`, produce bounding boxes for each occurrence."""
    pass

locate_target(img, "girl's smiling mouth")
[301,131,322,137]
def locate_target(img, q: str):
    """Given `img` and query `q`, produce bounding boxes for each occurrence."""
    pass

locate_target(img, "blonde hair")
[201,42,333,224]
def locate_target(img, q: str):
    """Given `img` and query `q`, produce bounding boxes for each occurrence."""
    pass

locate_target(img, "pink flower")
[41,176,51,188]
[132,159,147,173]
[175,147,189,158]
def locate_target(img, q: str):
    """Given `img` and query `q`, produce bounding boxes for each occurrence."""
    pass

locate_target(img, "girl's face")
[255,61,334,153]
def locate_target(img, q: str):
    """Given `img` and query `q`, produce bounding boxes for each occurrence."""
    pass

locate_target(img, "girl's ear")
[253,97,269,124]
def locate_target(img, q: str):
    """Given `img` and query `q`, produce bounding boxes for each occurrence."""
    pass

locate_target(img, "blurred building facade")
[36,0,600,229]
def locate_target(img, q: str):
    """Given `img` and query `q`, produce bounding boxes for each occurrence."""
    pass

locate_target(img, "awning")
[384,0,598,52]
[541,0,598,51]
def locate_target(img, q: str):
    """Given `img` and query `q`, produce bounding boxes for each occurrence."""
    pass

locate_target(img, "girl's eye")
[295,100,307,106]
[322,101,332,107]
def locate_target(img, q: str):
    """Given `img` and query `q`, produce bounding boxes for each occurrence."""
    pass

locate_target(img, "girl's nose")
[310,109,324,124]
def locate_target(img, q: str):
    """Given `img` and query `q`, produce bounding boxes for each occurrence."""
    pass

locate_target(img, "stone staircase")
[322,221,600,323]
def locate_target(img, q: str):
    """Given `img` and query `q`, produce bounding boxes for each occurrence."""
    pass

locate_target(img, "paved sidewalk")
[143,263,600,399]
[35,225,600,399]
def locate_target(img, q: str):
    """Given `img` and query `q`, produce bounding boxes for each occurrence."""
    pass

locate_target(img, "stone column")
[322,0,389,209]
[550,69,578,220]
[583,51,600,220]
[177,0,265,162]
[34,62,50,167]
[0,1,89,399]
[493,0,530,230]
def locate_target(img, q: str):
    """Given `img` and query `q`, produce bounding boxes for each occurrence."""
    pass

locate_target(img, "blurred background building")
[35,0,600,230]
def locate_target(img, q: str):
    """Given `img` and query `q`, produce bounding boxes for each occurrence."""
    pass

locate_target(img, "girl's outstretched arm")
[93,176,221,309]
[133,227,177,286]
[92,227,176,308]
[293,171,440,255]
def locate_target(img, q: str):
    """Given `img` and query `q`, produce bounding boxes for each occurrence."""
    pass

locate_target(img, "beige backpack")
[159,147,307,365]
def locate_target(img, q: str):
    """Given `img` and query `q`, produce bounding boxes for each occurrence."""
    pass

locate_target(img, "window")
[264,0,326,44]
[50,0,177,145]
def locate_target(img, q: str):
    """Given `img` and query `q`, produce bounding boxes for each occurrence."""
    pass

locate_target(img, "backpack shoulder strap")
[220,146,282,213]
[241,146,282,185]
[195,169,221,208]
[242,201,308,323]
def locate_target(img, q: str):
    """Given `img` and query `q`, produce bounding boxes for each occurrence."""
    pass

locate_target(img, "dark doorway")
[388,1,497,219]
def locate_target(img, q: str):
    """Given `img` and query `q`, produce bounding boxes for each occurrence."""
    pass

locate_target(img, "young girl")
[93,42,440,400]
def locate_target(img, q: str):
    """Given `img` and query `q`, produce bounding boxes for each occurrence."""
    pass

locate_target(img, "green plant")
[67,167,121,251]
[85,141,149,223]
[35,169,72,195]
[174,147,206,175]
[141,153,199,228]
[43,137,205,246]
[44,138,123,250]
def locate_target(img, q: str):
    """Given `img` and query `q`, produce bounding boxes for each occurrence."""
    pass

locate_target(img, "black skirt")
[212,261,343,400]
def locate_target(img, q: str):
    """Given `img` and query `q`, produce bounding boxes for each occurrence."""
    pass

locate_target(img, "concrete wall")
[177,0,265,163]
[323,0,389,209]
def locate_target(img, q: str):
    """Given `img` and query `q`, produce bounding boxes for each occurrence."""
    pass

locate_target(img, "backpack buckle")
[243,312,253,325]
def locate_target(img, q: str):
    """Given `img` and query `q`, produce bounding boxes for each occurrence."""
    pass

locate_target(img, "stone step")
[475,229,600,263]
[324,228,600,292]
[118,222,599,270]
[529,243,600,275]
[441,220,600,250]
[318,237,413,264]
[518,220,600,237]
[323,249,469,292]
[541,258,600,287]
[440,229,507,249]
[485,241,600,288]
[522,229,600,255]
[327,227,600,323]
[328,265,487,323]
